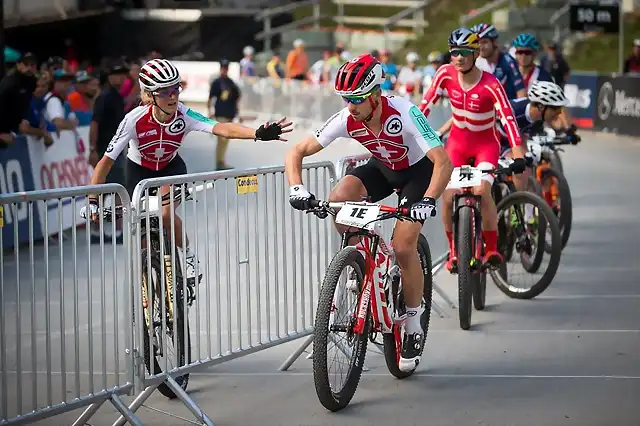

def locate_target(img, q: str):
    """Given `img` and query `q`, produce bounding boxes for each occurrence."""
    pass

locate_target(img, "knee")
[392,234,418,264]
[328,176,365,203]
[161,207,176,226]
[474,182,492,199]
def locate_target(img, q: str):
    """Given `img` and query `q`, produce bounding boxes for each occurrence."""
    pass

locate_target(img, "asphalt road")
[1,117,639,426]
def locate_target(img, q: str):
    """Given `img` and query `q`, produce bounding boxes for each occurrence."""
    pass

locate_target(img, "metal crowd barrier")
[110,162,338,425]
[0,184,140,426]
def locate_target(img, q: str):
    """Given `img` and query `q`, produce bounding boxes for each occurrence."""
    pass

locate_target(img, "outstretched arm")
[213,117,293,141]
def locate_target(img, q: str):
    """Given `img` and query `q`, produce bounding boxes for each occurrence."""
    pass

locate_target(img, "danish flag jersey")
[314,96,442,171]
[420,64,522,149]
[104,103,218,171]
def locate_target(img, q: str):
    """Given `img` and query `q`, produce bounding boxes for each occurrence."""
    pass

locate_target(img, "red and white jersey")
[314,96,443,171]
[420,64,522,148]
[104,102,218,171]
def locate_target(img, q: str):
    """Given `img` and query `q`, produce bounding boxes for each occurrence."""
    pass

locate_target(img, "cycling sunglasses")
[449,48,476,57]
[342,91,373,105]
[516,50,535,56]
[153,84,182,98]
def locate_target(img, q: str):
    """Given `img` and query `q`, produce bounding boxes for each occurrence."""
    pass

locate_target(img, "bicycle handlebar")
[306,199,412,222]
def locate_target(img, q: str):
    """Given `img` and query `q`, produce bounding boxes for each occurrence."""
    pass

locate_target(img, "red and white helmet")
[139,58,181,92]
[334,53,384,97]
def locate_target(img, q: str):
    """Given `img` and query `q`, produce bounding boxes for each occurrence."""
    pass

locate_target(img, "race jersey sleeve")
[182,104,219,133]
[420,64,450,116]
[502,53,525,94]
[406,104,443,154]
[314,109,349,147]
[104,110,136,161]
[485,79,522,148]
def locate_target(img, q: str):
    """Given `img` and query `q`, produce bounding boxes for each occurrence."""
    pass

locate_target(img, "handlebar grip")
[308,199,322,209]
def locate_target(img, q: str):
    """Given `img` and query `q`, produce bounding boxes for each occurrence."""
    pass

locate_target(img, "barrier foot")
[72,400,106,426]
[112,384,158,426]
[109,394,144,426]
[164,375,215,426]
[278,334,314,371]
[431,300,448,318]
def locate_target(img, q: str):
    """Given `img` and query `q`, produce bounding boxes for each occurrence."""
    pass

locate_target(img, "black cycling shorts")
[124,155,188,197]
[347,155,435,210]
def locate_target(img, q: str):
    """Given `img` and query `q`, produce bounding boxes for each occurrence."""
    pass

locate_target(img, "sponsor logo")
[137,129,158,138]
[383,115,403,135]
[564,84,592,109]
[349,128,368,137]
[598,82,640,121]
[167,118,186,135]
[450,89,462,98]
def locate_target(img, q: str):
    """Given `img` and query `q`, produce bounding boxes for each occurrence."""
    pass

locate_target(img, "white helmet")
[406,52,419,63]
[528,80,568,107]
[243,45,255,56]
[139,59,181,92]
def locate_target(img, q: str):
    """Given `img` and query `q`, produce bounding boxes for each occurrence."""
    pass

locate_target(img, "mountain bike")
[305,196,433,412]
[528,133,575,251]
[102,182,212,399]
[488,161,563,300]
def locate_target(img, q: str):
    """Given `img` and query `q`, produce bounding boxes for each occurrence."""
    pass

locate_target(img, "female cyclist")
[82,58,292,283]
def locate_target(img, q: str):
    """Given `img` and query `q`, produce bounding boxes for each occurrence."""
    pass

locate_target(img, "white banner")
[26,126,93,235]
[173,60,242,104]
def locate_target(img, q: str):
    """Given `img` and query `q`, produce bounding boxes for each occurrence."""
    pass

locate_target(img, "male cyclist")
[511,33,553,91]
[81,58,292,284]
[285,53,453,372]
[420,28,527,273]
[472,23,527,99]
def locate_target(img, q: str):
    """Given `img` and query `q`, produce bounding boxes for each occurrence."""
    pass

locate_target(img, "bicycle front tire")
[456,205,475,330]
[313,246,369,412]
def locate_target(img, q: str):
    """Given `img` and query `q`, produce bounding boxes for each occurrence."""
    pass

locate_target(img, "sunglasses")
[450,48,475,57]
[153,85,181,98]
[516,50,535,56]
[342,91,373,105]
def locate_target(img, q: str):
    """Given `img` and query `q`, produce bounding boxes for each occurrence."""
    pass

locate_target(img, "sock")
[524,204,535,222]
[446,231,454,252]
[483,230,498,253]
[405,305,424,335]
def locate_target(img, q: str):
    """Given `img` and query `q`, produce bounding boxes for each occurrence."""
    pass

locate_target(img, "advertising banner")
[593,75,640,136]
[563,72,599,129]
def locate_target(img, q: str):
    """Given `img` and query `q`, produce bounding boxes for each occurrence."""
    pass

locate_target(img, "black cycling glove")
[289,185,316,211]
[255,122,282,141]
[510,158,527,174]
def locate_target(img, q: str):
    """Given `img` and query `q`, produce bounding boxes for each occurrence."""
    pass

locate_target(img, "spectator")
[379,49,398,93]
[370,49,380,61]
[623,39,640,74]
[540,42,570,88]
[19,72,54,147]
[0,52,38,148]
[43,70,79,135]
[397,52,423,99]
[335,42,350,63]
[68,71,100,115]
[89,59,129,243]
[266,54,284,79]
[422,51,445,93]
[309,50,330,84]
[286,39,309,81]
[240,46,256,77]
[120,61,141,112]
[323,48,342,84]
[207,59,241,170]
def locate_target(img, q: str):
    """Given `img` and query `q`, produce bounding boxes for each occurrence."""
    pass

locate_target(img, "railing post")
[313,1,320,30]
[264,15,272,53]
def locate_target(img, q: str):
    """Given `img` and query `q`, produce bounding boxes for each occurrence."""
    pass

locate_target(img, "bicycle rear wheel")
[540,167,572,251]
[141,250,191,399]
[383,234,433,378]
[313,246,369,412]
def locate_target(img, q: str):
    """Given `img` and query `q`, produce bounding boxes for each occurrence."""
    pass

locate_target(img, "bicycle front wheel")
[540,167,573,251]
[313,246,369,412]
[383,234,433,378]
[491,191,562,299]
[456,205,476,330]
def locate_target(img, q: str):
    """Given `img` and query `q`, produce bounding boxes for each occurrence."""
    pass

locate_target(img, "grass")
[567,12,640,73]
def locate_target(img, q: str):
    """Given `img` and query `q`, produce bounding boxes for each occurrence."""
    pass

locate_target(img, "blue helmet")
[513,33,540,51]
[470,23,499,39]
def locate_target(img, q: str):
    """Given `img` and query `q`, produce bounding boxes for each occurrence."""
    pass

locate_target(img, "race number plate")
[335,202,381,231]
[447,166,484,189]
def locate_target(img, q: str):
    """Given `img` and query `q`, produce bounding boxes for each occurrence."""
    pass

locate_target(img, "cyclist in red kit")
[420,28,527,271]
